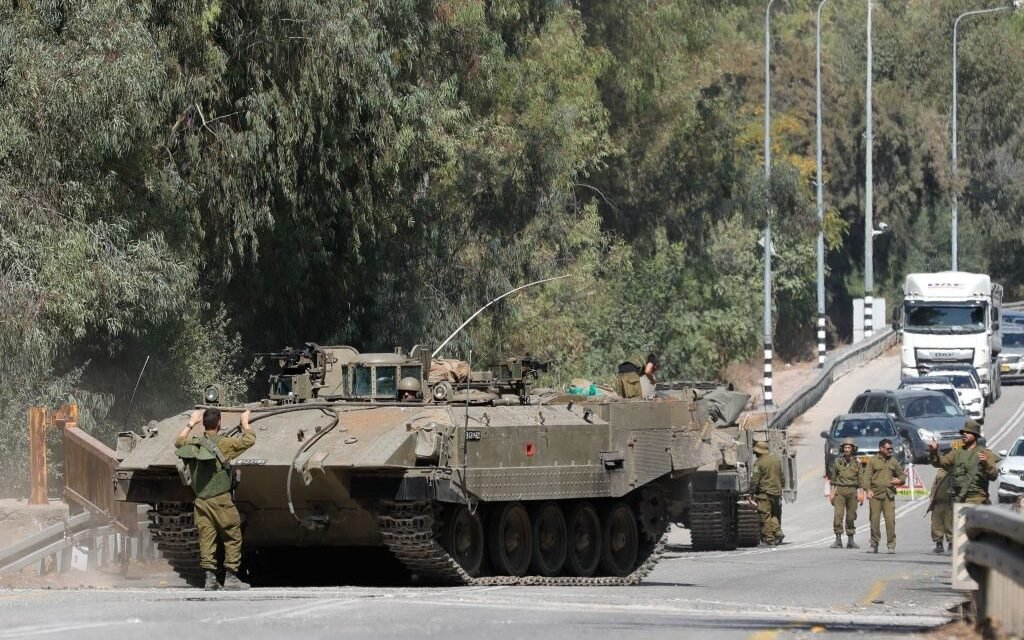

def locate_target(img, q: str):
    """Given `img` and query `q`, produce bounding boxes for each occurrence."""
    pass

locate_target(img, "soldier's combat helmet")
[959,419,982,437]
[398,377,422,393]
[753,440,770,455]
[840,438,857,453]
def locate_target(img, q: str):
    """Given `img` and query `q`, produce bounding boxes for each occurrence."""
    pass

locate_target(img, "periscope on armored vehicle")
[113,344,793,586]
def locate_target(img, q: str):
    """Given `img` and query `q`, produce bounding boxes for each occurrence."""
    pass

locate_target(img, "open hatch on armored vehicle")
[114,343,794,586]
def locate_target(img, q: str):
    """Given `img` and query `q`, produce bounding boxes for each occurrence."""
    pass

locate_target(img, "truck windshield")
[905,304,985,334]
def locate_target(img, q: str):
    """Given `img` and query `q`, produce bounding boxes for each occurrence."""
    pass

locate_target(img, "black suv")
[848,389,967,463]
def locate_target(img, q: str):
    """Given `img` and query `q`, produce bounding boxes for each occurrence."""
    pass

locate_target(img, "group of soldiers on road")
[824,419,1000,554]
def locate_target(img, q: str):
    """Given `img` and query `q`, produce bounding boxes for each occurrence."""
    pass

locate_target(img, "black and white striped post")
[817,313,826,367]
[763,0,777,409]
[864,293,874,338]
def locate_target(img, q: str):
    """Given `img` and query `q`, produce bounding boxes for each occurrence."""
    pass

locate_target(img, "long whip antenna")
[432,275,570,358]
[124,355,151,423]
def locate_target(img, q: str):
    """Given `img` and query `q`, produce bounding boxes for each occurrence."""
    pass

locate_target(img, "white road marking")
[0,618,141,638]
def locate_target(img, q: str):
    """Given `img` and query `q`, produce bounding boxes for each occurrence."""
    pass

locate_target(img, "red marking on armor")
[525,443,536,457]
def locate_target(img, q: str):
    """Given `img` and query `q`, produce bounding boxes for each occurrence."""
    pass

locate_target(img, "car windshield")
[944,375,976,390]
[899,394,963,418]
[833,419,896,438]
[1010,440,1024,457]
[1005,332,1024,347]
[905,303,985,334]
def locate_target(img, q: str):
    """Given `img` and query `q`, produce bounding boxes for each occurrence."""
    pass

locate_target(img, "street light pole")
[864,0,874,339]
[764,0,776,408]
[816,0,829,367]
[951,3,1018,272]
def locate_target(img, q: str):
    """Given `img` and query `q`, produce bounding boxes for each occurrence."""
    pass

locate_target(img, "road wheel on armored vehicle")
[488,502,533,576]
[530,502,568,577]
[440,505,485,578]
[564,501,602,577]
[600,502,640,576]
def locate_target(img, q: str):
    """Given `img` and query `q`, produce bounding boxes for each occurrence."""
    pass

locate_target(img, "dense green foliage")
[2,0,1023,493]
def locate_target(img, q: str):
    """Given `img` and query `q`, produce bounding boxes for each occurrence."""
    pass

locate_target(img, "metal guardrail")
[768,328,898,431]
[962,505,1024,637]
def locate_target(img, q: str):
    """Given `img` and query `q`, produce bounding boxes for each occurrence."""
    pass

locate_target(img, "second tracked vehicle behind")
[114,343,794,586]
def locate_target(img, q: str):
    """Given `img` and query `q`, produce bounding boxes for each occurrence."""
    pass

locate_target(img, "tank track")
[377,500,666,586]
[689,492,737,551]
[736,498,761,547]
[148,502,204,587]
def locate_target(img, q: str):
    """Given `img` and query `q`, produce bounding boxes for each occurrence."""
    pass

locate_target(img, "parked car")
[996,436,1024,503]
[848,389,967,463]
[898,376,961,408]
[998,326,1024,384]
[820,413,907,476]
[927,368,985,423]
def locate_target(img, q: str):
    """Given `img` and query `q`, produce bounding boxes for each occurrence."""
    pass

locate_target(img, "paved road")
[2,351,1021,639]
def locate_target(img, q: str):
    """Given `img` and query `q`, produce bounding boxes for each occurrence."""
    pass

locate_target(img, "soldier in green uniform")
[750,440,785,545]
[928,420,1000,505]
[828,439,863,549]
[927,469,953,554]
[175,408,256,590]
[860,438,905,553]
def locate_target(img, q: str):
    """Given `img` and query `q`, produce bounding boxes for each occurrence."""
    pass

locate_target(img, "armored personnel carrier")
[114,343,793,586]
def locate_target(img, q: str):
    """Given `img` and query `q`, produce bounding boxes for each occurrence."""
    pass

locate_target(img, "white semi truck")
[897,271,1003,404]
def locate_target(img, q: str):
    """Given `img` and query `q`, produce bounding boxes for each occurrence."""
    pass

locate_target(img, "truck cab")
[896,271,1003,404]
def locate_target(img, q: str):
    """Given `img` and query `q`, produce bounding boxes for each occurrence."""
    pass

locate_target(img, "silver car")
[998,328,1024,384]
[997,436,1024,503]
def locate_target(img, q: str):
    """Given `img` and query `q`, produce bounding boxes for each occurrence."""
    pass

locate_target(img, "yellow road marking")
[859,578,888,606]
[749,631,780,640]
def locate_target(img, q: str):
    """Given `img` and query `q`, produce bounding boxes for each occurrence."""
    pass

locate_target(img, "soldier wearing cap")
[175,408,256,590]
[861,437,906,553]
[750,440,785,545]
[928,419,1000,505]
[828,439,864,549]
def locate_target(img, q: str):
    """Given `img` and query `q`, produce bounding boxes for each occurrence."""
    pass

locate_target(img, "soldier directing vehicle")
[828,439,863,549]
[861,438,906,554]
[174,408,256,590]
[928,420,1000,504]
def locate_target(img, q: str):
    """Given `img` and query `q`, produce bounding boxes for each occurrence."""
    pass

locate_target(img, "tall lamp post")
[951,1,1021,272]
[763,0,777,408]
[815,0,829,367]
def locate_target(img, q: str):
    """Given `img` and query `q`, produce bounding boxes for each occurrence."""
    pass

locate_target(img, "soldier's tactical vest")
[950,448,987,501]
[175,435,233,499]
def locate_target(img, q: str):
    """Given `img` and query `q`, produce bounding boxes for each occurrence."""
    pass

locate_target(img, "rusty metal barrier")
[63,421,139,533]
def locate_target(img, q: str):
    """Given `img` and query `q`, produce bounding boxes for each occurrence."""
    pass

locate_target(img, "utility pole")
[816,0,829,366]
[763,0,776,407]
[864,0,874,339]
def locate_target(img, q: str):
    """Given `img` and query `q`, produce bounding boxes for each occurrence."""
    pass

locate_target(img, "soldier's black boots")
[223,571,250,591]
[870,545,878,554]
[932,541,944,554]
[847,536,859,549]
[203,570,220,591]
[831,534,843,549]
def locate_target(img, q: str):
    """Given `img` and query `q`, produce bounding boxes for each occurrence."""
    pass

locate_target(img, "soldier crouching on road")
[175,408,256,590]
[828,439,863,549]
[860,438,905,554]
[751,440,785,546]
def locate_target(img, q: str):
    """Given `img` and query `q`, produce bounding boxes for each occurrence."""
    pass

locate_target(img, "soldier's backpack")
[175,435,238,498]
